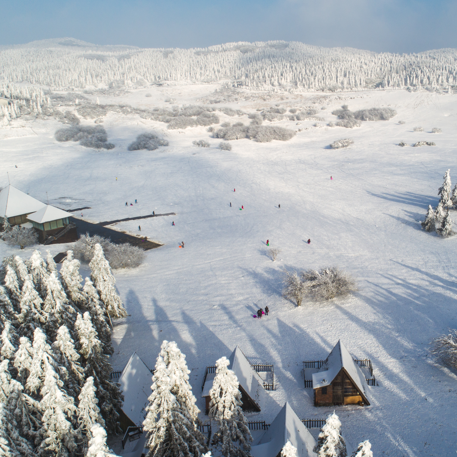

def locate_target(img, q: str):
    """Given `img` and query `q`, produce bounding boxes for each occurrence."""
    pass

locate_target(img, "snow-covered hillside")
[2,70,457,456]
[1,38,457,92]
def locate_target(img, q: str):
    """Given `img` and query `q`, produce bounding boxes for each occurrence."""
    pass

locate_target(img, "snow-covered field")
[2,84,457,456]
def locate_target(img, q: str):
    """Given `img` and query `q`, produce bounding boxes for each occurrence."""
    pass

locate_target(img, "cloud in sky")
[1,0,456,53]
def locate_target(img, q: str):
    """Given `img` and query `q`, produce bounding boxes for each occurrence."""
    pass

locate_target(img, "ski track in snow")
[2,86,457,456]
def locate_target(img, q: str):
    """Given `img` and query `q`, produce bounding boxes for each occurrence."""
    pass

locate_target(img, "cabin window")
[322,387,327,395]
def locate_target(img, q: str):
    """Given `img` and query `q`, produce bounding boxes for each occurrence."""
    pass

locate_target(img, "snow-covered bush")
[315,412,347,457]
[431,128,442,133]
[398,141,408,147]
[301,267,356,301]
[193,139,210,148]
[437,211,453,238]
[336,119,361,128]
[413,126,423,132]
[219,142,232,151]
[398,120,406,125]
[283,271,307,307]
[351,441,373,457]
[2,226,38,249]
[214,125,295,143]
[281,441,298,457]
[330,139,354,149]
[73,234,145,269]
[55,125,115,150]
[413,141,435,147]
[353,108,396,121]
[167,116,197,129]
[267,248,280,261]
[431,330,457,369]
[127,133,168,151]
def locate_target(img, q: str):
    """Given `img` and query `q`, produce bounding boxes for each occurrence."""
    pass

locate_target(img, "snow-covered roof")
[312,340,370,404]
[0,185,45,218]
[251,403,317,457]
[27,205,72,223]
[120,433,147,457]
[202,346,263,405]
[119,353,153,427]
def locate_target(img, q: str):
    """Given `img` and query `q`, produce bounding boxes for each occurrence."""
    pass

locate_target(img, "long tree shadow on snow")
[367,191,438,209]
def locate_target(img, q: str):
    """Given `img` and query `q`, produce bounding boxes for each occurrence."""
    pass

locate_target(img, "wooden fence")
[110,371,122,381]
[248,421,270,431]
[122,426,143,449]
[302,419,326,429]
[197,423,212,446]
[201,366,217,391]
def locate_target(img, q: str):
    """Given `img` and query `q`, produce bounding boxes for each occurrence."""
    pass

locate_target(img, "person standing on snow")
[139,226,141,231]
[307,239,311,244]
[266,239,269,246]
[257,309,262,319]
[265,306,269,316]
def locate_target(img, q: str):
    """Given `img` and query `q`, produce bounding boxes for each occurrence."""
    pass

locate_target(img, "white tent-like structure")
[202,346,263,413]
[118,353,154,431]
[251,403,317,457]
[0,185,45,225]
[312,340,371,406]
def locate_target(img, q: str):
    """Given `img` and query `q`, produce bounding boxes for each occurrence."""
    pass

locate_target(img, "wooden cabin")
[251,403,317,457]
[202,346,262,414]
[312,341,370,407]
[0,185,45,226]
[117,353,153,432]
[27,205,78,244]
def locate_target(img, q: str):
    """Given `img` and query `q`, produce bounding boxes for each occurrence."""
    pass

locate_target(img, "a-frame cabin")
[202,346,263,414]
[312,340,370,407]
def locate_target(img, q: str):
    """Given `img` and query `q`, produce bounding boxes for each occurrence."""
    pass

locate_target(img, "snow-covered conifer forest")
[2,38,457,456]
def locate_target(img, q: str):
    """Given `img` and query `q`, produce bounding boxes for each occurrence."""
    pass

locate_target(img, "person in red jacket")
[308,239,311,244]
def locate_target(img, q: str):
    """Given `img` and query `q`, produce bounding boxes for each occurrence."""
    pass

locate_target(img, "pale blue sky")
[2,0,456,53]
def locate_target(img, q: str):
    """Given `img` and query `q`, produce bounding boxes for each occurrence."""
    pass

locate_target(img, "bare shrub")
[413,126,423,132]
[219,142,232,151]
[267,248,280,261]
[336,119,361,128]
[398,120,406,125]
[431,128,442,133]
[353,108,396,121]
[301,267,356,301]
[249,126,295,142]
[73,234,145,269]
[330,139,354,149]
[128,133,169,151]
[193,140,210,148]
[220,122,231,128]
[431,330,457,369]
[2,226,38,249]
[55,125,114,150]
[413,141,435,147]
[167,116,197,129]
[398,141,408,147]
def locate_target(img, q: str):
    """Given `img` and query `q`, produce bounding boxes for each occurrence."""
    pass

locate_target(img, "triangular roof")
[229,346,264,402]
[312,340,370,405]
[251,403,317,457]
[119,353,153,427]
[0,185,45,218]
[27,205,72,223]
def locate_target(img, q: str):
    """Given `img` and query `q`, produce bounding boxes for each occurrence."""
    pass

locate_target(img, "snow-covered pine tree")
[89,244,127,318]
[315,412,347,457]
[0,360,42,449]
[18,278,45,336]
[13,255,32,286]
[435,201,446,223]
[25,327,61,396]
[60,251,86,307]
[438,169,452,206]
[1,320,17,361]
[351,441,373,457]
[77,376,105,452]
[14,336,34,383]
[451,184,457,207]
[46,250,57,275]
[75,312,123,434]
[4,264,22,307]
[143,355,207,457]
[83,277,113,354]
[43,272,76,338]
[26,250,49,298]
[0,286,16,321]
[86,424,120,457]
[160,341,201,422]
[281,441,298,457]
[52,325,85,397]
[37,362,78,456]
[0,402,35,457]
[438,210,453,238]
[209,356,252,457]
[421,205,436,232]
